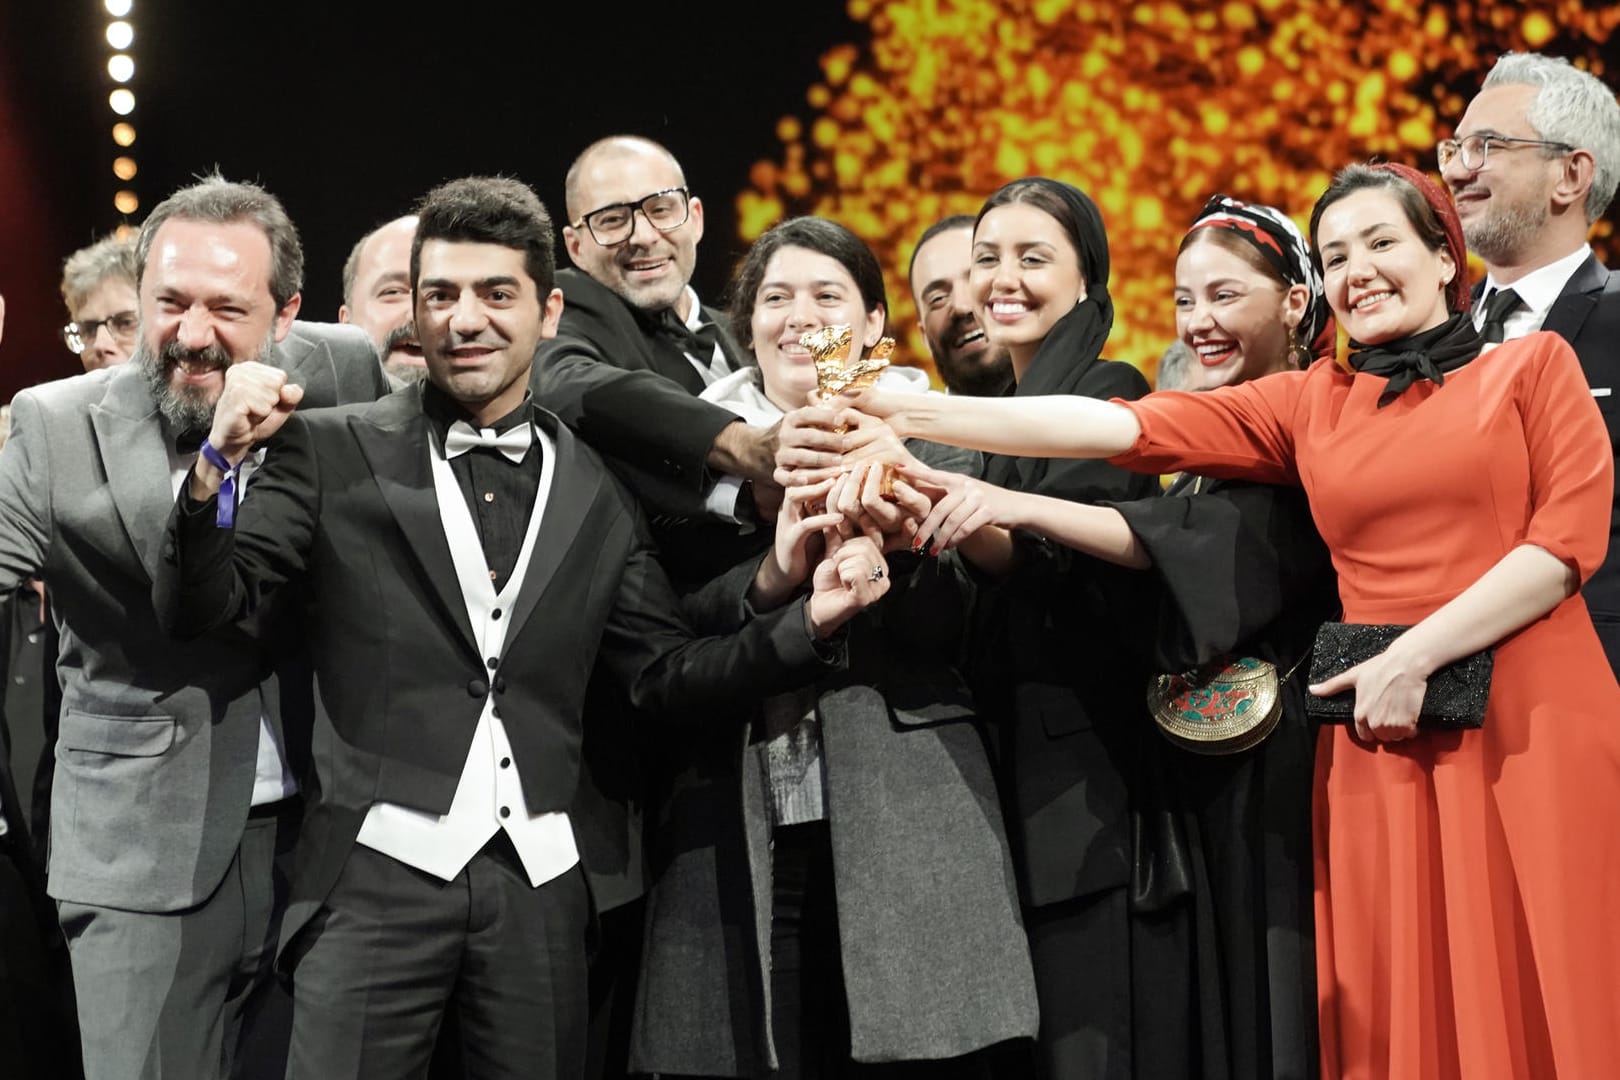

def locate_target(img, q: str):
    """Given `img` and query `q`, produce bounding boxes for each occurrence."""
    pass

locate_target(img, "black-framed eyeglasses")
[570,187,691,246]
[1437,133,1575,171]
[62,310,138,355]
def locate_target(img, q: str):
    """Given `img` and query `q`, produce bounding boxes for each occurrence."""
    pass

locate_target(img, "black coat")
[531,269,749,521]
[1535,255,1620,667]
[153,386,839,956]
[969,314,1161,909]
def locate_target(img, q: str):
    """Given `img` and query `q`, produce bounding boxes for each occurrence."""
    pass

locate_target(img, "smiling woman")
[838,161,1620,1080]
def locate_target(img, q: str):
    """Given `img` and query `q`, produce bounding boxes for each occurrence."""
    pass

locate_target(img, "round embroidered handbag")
[1146,655,1287,755]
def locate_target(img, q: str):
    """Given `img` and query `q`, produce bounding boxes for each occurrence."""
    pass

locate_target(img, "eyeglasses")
[62,310,138,355]
[570,187,691,246]
[1437,133,1575,171]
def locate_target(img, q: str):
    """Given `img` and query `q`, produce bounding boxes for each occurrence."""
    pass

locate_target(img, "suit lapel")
[503,411,605,643]
[349,391,481,659]
[276,328,339,409]
[1541,253,1608,346]
[89,368,174,583]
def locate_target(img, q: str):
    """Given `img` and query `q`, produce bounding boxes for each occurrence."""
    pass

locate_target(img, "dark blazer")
[1539,255,1620,660]
[0,322,386,912]
[972,346,1161,910]
[153,386,837,955]
[532,269,749,519]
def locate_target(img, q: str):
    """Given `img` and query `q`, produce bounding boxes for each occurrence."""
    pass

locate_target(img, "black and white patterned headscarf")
[1188,194,1335,360]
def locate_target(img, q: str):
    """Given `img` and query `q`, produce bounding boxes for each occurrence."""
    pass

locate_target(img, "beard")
[135,332,277,435]
[1463,193,1549,265]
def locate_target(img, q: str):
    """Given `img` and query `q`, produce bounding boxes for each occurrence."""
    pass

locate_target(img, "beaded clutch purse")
[1304,622,1491,729]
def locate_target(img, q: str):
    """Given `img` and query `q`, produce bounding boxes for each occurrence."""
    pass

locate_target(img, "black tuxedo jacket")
[154,386,834,946]
[1542,256,1620,627]
[531,269,749,518]
[1482,256,1620,664]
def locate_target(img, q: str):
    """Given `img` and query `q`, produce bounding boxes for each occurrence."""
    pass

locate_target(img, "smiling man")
[0,174,384,1080]
[339,214,426,385]
[1441,52,1620,672]
[908,215,1013,396]
[532,137,783,584]
[156,175,874,1079]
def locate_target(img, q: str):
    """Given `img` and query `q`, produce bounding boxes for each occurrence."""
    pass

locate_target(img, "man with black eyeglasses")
[533,137,782,584]
[1441,50,1620,673]
[59,233,140,372]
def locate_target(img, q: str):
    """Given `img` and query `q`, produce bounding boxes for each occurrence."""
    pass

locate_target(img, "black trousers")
[284,834,589,1080]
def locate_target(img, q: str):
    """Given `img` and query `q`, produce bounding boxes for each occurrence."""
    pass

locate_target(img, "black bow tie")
[655,307,720,362]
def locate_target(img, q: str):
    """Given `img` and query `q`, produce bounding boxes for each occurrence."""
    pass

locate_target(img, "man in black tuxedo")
[1441,51,1620,672]
[156,175,885,1078]
[533,137,780,537]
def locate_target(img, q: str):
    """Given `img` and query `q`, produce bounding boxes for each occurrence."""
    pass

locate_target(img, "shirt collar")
[679,286,704,331]
[1480,244,1591,318]
[422,383,534,448]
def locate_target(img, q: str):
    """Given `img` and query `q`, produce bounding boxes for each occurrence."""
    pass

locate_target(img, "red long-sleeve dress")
[1114,331,1620,1080]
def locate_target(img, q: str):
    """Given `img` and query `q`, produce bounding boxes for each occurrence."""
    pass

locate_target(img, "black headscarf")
[978,177,1114,396]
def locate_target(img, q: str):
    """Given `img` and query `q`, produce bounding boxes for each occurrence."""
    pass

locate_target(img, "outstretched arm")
[836,385,1142,461]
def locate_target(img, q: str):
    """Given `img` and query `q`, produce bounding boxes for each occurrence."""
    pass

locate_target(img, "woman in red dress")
[836,162,1620,1079]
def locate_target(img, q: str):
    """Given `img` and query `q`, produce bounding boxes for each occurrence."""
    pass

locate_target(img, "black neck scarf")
[1348,311,1482,408]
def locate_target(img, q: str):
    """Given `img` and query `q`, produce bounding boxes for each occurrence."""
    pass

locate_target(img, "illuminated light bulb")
[114,190,140,215]
[104,0,132,15]
[109,88,135,115]
[112,122,136,147]
[106,21,133,49]
[113,156,138,181]
[108,54,134,82]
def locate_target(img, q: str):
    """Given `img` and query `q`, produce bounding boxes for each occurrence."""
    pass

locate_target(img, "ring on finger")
[867,565,885,582]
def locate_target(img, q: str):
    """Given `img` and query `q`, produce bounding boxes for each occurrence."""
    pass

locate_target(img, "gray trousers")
[58,803,297,1080]
[282,835,589,1080]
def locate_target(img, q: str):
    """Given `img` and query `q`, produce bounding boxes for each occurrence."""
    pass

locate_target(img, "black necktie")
[1479,287,1522,345]
[656,307,720,365]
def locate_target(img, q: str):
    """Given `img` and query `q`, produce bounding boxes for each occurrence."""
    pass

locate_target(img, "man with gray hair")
[1441,51,1620,671]
[0,174,385,1078]
[59,232,140,372]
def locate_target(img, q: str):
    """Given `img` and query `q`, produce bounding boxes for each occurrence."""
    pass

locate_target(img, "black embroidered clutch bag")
[1305,622,1492,729]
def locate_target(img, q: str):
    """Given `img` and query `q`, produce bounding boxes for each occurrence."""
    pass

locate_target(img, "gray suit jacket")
[0,322,386,911]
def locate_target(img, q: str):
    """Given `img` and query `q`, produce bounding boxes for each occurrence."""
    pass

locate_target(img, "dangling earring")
[1288,325,1312,369]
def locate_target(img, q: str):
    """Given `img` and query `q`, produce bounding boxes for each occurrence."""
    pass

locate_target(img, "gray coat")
[629,457,1039,1076]
[0,323,386,910]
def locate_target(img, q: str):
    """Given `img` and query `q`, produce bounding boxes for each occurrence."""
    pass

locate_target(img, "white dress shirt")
[355,421,580,888]
[1474,244,1592,345]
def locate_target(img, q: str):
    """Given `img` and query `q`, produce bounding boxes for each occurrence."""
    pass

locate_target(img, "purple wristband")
[199,441,240,528]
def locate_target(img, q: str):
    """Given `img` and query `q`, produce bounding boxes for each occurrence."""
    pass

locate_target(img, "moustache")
[159,339,232,374]
[384,322,421,352]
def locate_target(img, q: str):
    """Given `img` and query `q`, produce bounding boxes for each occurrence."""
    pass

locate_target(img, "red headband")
[1369,162,1471,312]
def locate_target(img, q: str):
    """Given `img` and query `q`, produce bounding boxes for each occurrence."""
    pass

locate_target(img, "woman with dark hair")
[839,162,1620,1079]
[628,216,1038,1080]
[892,194,1340,1079]
[919,177,1167,1080]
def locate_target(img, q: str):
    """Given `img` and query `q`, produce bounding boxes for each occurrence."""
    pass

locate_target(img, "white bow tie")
[444,420,532,463]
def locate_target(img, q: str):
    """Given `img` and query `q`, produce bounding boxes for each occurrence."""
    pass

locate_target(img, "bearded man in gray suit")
[0,175,388,1078]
